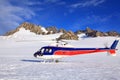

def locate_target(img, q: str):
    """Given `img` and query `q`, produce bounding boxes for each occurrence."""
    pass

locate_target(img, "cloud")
[43,0,66,6]
[0,0,66,34]
[0,0,39,34]
[44,0,60,3]
[70,0,105,8]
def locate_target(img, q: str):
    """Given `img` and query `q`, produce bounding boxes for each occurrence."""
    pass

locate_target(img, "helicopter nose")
[33,51,40,57]
[33,53,38,57]
[34,51,43,57]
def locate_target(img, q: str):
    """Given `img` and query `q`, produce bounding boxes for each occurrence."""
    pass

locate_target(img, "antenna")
[104,42,108,48]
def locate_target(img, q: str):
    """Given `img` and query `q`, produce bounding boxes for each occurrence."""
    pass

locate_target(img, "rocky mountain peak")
[57,31,79,40]
[5,22,45,36]
[85,27,120,37]
[46,26,58,34]
[58,29,67,33]
[18,22,43,34]
[86,27,93,33]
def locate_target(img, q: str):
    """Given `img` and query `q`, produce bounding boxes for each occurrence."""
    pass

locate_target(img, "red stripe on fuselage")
[54,49,108,56]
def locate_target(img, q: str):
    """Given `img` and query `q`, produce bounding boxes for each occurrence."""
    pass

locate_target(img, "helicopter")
[34,39,119,62]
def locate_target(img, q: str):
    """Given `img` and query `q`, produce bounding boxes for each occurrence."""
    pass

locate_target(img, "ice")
[0,30,120,80]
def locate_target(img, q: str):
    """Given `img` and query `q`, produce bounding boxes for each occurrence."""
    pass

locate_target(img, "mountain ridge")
[4,22,120,38]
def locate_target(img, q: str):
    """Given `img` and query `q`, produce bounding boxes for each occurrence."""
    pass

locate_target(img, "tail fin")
[108,39,119,56]
[110,39,119,49]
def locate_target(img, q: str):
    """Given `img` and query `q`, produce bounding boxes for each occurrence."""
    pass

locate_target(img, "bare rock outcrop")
[58,29,67,33]
[85,27,120,37]
[5,29,18,36]
[75,30,85,35]
[85,27,105,37]
[57,31,79,40]
[107,31,119,36]
[46,26,58,34]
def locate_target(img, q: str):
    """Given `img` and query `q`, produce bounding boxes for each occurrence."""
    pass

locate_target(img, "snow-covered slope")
[3,27,62,41]
[0,32,120,80]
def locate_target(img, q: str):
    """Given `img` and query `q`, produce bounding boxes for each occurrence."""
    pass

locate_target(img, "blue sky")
[0,0,120,35]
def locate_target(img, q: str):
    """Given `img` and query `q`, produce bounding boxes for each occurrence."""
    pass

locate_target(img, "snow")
[0,29,120,80]
[4,27,62,41]
[41,27,48,33]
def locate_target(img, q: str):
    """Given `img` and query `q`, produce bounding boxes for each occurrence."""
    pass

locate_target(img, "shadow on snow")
[21,59,42,63]
[21,59,66,63]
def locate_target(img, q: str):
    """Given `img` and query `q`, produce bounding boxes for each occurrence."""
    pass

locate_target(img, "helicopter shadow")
[21,59,42,63]
[21,59,68,63]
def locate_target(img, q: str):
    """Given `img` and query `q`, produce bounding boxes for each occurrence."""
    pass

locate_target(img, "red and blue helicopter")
[34,39,119,61]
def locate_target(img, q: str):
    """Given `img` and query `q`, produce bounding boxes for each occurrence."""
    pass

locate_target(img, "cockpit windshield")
[34,47,53,57]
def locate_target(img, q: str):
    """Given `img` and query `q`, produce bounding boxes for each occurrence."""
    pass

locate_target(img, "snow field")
[0,29,120,80]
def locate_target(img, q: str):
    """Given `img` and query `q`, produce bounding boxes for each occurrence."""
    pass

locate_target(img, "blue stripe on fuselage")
[41,46,109,55]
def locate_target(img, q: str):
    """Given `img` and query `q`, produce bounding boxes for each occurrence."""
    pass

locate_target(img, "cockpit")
[34,47,53,57]
[40,47,52,55]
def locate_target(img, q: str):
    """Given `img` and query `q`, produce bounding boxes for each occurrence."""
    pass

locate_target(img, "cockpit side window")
[49,49,52,53]
[46,49,49,52]
[41,48,45,54]
[44,48,52,53]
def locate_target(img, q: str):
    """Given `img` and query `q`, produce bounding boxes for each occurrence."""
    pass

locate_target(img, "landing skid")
[40,59,60,63]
